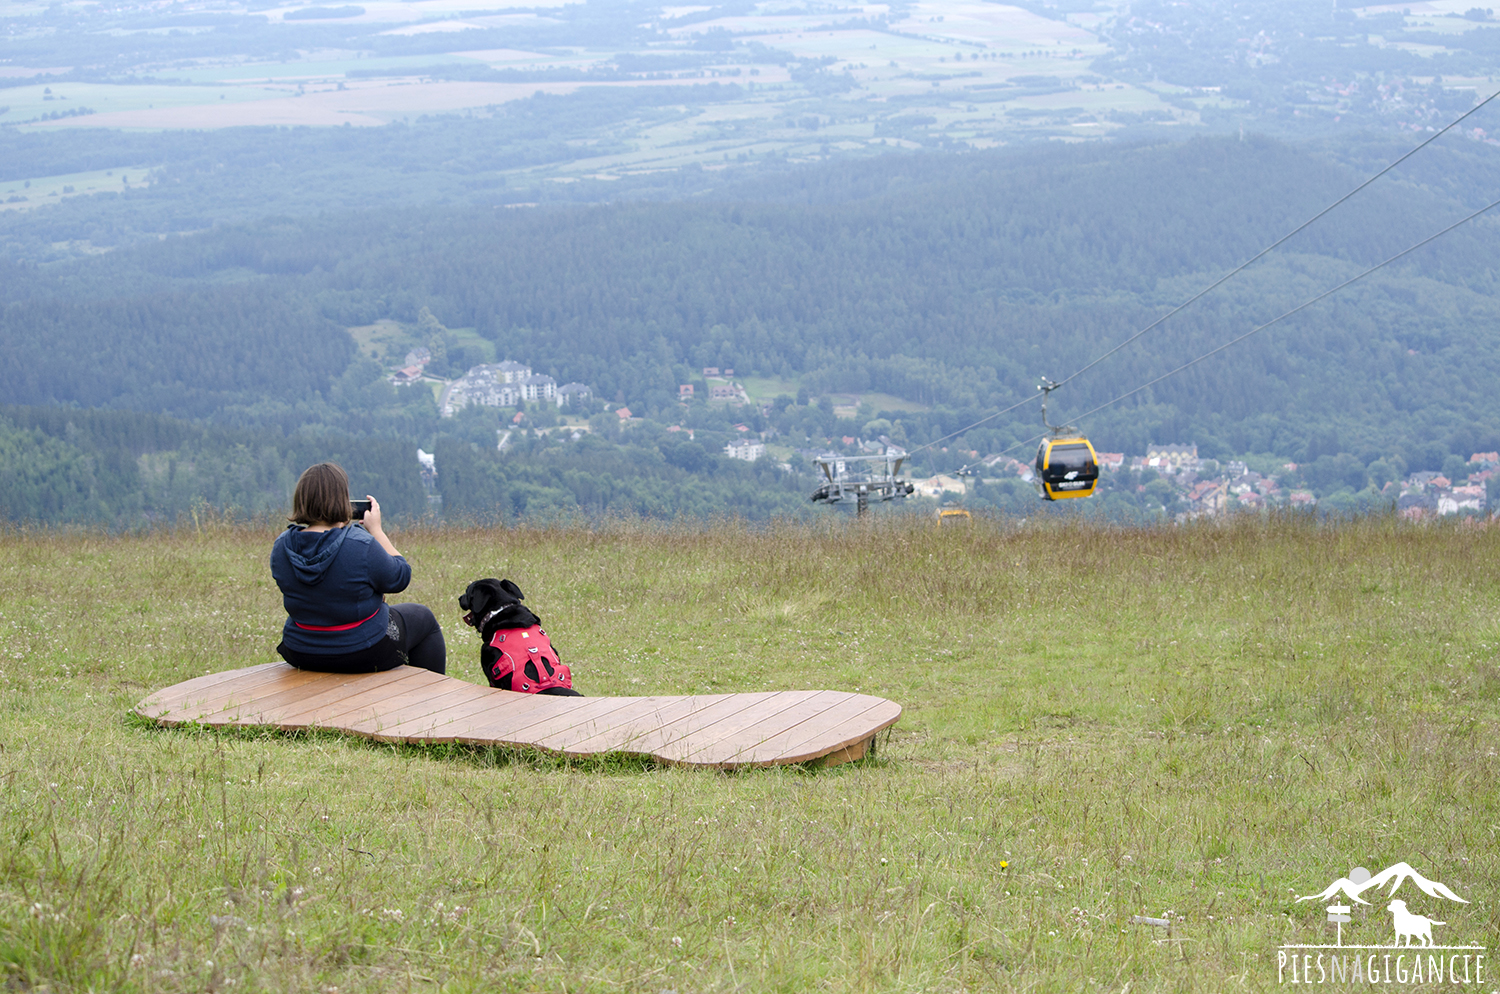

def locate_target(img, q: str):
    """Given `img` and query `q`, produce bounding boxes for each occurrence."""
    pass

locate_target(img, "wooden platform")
[134,664,902,769]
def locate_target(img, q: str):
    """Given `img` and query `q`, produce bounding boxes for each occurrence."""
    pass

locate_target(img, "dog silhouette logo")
[1386,899,1444,947]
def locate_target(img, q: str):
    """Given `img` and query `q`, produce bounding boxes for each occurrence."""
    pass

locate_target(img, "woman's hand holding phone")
[362,495,401,558]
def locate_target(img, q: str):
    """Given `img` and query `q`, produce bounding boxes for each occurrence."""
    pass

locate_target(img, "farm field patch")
[738,375,802,403]
[21,75,798,131]
[347,320,409,364]
[23,79,588,129]
[0,81,282,128]
[0,165,144,212]
[3,0,1182,153]
[254,0,575,24]
[167,54,496,85]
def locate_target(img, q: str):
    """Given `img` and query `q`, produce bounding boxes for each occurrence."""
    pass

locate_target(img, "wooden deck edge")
[132,702,897,769]
[133,665,902,769]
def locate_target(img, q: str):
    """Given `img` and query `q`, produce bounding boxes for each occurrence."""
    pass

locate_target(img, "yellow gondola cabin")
[1035,435,1099,500]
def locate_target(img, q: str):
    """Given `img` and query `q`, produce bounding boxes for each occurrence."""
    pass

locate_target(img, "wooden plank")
[457,693,653,745]
[680,691,866,764]
[687,692,894,767]
[814,737,871,767]
[203,670,390,724]
[368,689,559,743]
[705,697,902,767]
[135,665,902,768]
[555,693,781,760]
[174,665,326,708]
[136,662,284,714]
[411,691,578,747]
[675,691,852,763]
[748,699,902,766]
[536,695,716,754]
[149,670,330,723]
[274,669,449,727]
[646,692,834,765]
[226,669,422,730]
[343,682,495,736]
[523,696,716,752]
[141,664,320,720]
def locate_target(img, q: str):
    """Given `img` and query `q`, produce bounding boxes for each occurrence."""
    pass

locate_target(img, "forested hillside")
[5,134,1500,525]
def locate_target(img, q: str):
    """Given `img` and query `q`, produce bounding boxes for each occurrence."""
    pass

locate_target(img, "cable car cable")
[1001,195,1500,456]
[1049,84,1500,394]
[907,394,1042,456]
[906,87,1500,460]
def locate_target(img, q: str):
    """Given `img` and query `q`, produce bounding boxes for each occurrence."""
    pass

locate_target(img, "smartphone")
[350,498,372,520]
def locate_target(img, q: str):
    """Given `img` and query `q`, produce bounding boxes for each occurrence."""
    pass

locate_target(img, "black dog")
[458,578,581,696]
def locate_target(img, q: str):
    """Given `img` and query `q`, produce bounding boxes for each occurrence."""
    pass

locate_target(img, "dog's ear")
[499,579,524,601]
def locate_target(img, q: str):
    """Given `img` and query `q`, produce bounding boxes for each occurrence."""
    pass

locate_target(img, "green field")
[0,81,281,128]
[738,375,802,403]
[0,165,145,213]
[2,515,1496,991]
[348,320,494,369]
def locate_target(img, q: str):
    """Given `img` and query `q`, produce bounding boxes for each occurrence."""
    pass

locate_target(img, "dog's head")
[458,578,525,629]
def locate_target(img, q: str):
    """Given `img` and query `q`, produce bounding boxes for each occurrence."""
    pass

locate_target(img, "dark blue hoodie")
[270,523,412,655]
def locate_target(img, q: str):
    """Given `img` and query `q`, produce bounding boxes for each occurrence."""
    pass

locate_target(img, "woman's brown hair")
[290,462,352,526]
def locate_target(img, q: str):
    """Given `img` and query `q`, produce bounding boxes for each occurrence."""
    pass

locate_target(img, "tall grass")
[0,514,1495,992]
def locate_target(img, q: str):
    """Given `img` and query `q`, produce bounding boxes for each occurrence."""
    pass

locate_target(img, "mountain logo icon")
[1295,862,1470,907]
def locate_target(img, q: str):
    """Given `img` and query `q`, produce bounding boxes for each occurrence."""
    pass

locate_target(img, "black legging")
[278,603,447,675]
[388,603,446,674]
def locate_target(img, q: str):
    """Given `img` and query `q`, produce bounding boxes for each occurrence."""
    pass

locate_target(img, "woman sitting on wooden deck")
[269,462,446,675]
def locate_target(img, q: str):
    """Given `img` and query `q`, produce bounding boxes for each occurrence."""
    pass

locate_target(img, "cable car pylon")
[1033,378,1099,501]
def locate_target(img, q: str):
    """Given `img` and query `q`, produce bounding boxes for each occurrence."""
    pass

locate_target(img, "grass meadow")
[1,513,1496,992]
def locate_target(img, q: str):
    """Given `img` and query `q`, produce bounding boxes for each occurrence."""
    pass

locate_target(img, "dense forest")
[5,133,1500,525]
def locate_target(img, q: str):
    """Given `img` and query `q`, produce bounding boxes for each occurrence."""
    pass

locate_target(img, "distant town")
[970,444,1493,521]
[391,352,1491,520]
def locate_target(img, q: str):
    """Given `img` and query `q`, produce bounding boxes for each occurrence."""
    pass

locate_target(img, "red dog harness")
[487,625,573,693]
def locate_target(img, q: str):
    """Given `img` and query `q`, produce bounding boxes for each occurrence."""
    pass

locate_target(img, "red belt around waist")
[293,608,380,632]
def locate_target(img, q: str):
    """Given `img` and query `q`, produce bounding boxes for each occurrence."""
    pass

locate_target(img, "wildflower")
[671,936,683,948]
